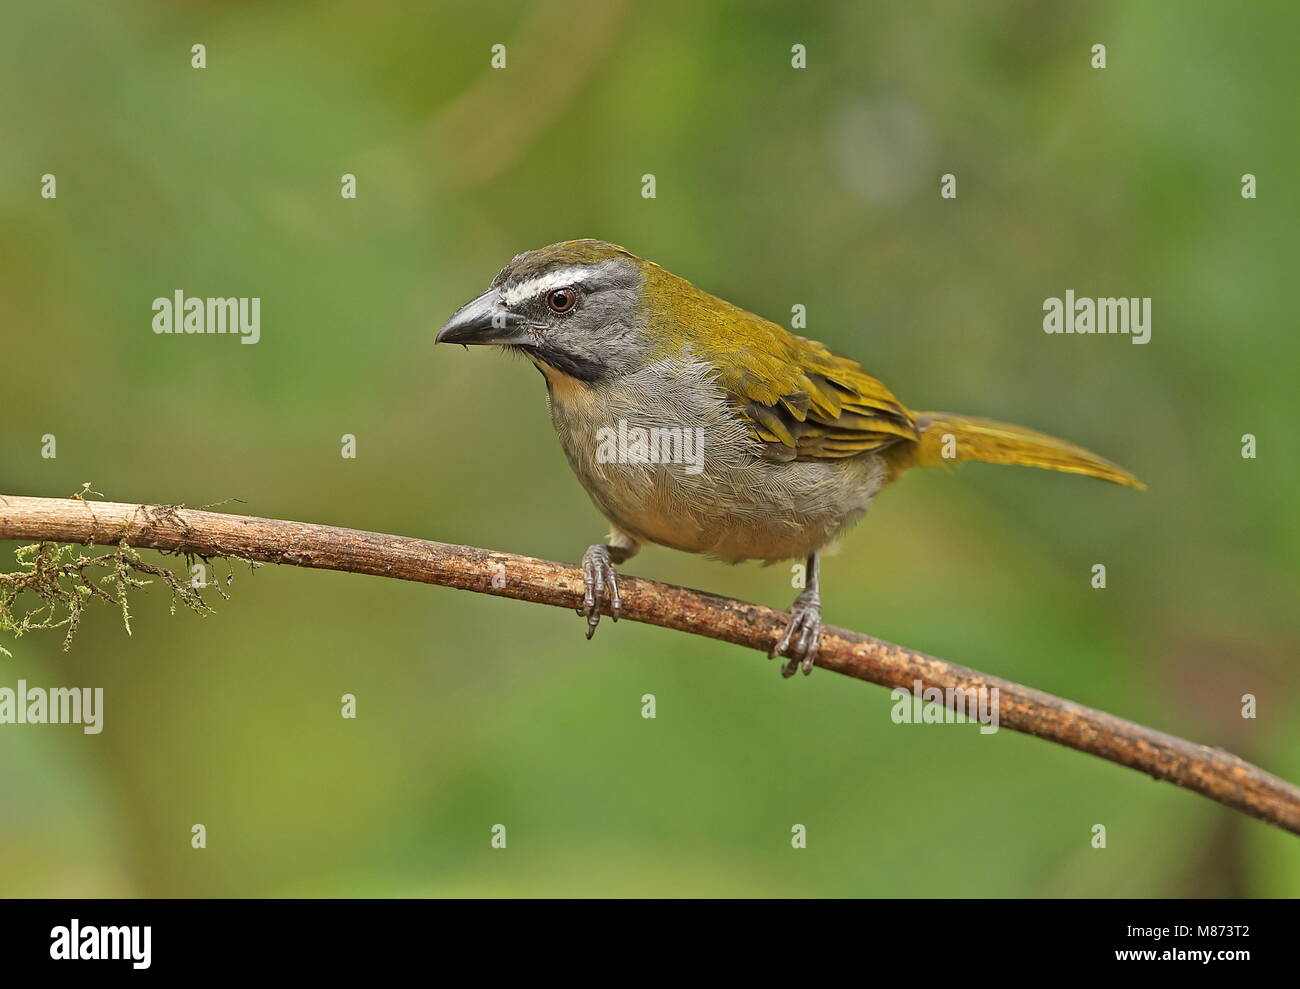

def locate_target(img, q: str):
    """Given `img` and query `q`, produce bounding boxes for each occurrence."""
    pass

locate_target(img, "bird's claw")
[578,544,622,639]
[770,591,823,677]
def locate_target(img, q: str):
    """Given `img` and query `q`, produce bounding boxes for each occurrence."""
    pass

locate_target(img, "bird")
[436,239,1144,676]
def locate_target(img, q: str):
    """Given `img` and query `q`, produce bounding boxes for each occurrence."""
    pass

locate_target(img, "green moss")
[0,538,247,656]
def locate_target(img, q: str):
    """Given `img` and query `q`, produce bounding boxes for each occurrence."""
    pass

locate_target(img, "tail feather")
[895,412,1146,490]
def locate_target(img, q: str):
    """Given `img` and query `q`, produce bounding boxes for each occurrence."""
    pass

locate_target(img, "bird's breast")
[540,354,886,563]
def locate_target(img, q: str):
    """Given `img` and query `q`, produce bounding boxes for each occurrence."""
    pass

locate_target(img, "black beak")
[436,288,531,346]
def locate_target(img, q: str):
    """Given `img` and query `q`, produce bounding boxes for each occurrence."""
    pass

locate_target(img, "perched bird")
[436,240,1144,676]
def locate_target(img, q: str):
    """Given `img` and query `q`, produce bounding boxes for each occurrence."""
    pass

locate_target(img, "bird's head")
[436,239,667,383]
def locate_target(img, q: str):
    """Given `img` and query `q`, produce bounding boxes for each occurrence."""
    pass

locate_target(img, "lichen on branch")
[0,539,235,655]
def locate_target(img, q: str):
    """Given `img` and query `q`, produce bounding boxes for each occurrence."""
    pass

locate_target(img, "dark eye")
[546,287,578,314]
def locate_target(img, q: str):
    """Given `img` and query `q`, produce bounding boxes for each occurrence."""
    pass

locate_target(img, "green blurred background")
[1,0,1297,897]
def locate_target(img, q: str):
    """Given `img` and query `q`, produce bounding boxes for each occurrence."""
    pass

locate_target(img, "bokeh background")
[1,0,1297,897]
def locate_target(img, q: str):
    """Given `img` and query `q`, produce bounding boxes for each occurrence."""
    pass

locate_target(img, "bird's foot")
[578,544,622,639]
[770,589,823,677]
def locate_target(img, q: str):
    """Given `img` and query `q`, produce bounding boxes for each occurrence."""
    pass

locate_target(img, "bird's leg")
[771,553,824,677]
[579,531,639,639]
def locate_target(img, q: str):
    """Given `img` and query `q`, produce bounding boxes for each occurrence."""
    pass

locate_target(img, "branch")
[2,493,1297,837]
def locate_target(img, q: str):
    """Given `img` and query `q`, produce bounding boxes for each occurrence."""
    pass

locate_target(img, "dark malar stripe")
[524,345,610,384]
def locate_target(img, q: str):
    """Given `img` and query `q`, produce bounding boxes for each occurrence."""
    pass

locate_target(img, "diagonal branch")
[1,493,1297,837]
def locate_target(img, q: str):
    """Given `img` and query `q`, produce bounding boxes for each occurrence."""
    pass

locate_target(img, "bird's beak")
[435,288,531,347]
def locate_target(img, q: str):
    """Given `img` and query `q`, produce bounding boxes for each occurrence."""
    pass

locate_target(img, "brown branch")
[2,493,1297,837]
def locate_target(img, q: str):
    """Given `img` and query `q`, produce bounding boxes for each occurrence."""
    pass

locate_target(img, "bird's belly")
[546,364,887,562]
[597,458,885,562]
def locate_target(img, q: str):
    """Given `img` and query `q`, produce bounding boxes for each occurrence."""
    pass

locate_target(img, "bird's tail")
[891,412,1146,490]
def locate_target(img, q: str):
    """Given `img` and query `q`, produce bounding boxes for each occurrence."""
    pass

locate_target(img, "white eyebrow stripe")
[501,266,601,306]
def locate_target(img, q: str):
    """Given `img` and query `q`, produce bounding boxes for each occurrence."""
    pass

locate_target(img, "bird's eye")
[546,287,578,314]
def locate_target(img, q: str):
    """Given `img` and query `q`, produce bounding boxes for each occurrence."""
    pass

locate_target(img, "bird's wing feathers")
[640,264,919,462]
[707,312,919,462]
